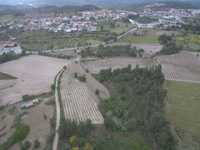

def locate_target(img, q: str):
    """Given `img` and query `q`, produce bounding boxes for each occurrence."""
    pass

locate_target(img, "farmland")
[60,62,105,124]
[157,51,200,83]
[0,96,55,150]
[165,80,200,150]
[17,31,110,51]
[0,55,67,105]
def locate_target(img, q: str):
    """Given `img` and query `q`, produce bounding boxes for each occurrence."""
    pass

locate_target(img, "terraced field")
[60,64,104,124]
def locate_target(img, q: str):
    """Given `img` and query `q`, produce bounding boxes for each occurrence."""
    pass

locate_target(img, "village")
[0,4,200,35]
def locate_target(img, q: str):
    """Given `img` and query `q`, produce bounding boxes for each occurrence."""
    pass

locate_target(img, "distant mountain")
[0,0,198,7]
[0,4,99,16]
[0,0,199,8]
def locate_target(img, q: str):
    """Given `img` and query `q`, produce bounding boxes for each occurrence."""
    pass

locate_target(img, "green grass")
[97,21,135,35]
[0,123,30,150]
[176,34,200,51]
[120,35,159,44]
[165,80,200,139]
[0,15,15,24]
[18,31,109,51]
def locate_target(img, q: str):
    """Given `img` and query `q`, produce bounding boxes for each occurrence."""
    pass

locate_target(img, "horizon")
[0,0,198,7]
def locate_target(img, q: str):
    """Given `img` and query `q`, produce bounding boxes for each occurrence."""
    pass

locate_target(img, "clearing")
[0,55,67,105]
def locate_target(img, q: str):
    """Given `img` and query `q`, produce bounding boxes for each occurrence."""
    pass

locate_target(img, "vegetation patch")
[81,44,144,58]
[0,123,30,150]
[18,30,116,51]
[94,65,176,150]
[97,20,134,35]
[176,33,200,52]
[165,81,200,140]
[159,34,183,55]
[120,34,159,44]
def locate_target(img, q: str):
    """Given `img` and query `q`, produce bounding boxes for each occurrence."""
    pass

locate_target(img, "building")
[0,42,22,55]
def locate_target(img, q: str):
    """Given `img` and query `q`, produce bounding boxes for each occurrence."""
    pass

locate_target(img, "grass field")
[18,31,108,51]
[176,34,200,51]
[97,21,134,35]
[0,15,15,24]
[119,34,159,44]
[165,80,200,149]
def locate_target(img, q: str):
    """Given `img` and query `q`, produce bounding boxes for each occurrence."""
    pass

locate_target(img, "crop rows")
[60,71,104,124]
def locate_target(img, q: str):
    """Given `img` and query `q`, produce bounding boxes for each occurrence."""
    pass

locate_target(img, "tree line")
[81,44,144,58]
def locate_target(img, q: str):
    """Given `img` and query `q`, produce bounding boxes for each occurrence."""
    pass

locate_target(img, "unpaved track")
[52,69,64,150]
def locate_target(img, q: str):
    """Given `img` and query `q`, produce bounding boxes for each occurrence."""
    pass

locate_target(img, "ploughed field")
[0,55,67,105]
[157,51,200,83]
[60,63,104,124]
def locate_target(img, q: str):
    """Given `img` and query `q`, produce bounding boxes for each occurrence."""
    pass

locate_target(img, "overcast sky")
[0,0,196,6]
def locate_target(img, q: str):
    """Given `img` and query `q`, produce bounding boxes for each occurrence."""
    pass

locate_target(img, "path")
[52,68,64,150]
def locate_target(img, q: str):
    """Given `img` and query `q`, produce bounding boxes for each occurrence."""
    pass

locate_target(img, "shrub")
[34,139,41,149]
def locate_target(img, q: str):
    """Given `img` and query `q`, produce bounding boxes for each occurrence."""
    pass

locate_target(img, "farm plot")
[0,55,67,105]
[82,57,153,74]
[60,64,104,124]
[157,51,200,83]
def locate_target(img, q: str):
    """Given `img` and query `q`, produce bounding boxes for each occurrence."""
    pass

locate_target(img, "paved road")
[117,27,137,40]
[52,69,64,150]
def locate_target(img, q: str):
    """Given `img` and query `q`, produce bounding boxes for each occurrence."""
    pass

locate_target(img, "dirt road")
[52,69,64,150]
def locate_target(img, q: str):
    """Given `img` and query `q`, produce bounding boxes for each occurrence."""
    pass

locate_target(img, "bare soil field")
[82,57,153,74]
[0,96,55,150]
[60,62,105,124]
[0,55,67,105]
[23,97,54,150]
[157,51,200,83]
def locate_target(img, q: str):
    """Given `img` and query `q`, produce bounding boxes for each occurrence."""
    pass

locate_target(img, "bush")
[33,139,41,149]
[20,140,31,150]
[0,123,30,150]
[95,89,100,95]
[77,75,87,82]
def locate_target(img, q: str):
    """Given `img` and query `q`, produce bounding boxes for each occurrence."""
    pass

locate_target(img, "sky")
[0,0,196,7]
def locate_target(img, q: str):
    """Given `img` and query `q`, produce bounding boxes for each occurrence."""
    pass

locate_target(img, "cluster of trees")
[81,45,144,58]
[96,65,177,150]
[158,34,182,55]
[0,123,30,150]
[59,119,94,150]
